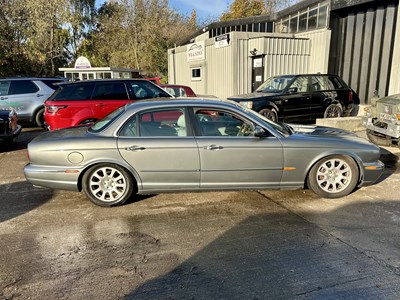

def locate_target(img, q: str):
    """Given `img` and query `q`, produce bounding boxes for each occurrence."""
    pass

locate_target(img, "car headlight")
[240,101,253,109]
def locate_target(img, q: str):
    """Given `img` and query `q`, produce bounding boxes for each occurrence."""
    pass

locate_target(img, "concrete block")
[316,116,364,132]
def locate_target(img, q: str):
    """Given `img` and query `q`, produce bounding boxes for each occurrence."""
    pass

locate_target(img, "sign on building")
[187,41,205,62]
[74,56,92,69]
[215,33,231,49]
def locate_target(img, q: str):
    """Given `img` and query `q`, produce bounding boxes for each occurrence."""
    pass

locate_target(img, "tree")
[221,0,298,21]
[81,0,197,76]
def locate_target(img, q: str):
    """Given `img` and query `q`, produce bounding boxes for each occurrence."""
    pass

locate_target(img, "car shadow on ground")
[124,200,400,299]
[0,181,53,223]
[376,147,399,183]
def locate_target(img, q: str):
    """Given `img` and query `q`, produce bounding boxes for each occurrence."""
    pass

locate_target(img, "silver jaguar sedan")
[24,99,384,207]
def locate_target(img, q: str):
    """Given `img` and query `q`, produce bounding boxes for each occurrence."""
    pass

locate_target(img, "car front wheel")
[83,163,134,207]
[259,108,277,122]
[35,108,45,127]
[307,155,359,198]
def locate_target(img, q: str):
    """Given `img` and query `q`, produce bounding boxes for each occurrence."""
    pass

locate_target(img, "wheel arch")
[32,105,45,124]
[77,160,142,192]
[303,150,364,188]
[257,101,280,114]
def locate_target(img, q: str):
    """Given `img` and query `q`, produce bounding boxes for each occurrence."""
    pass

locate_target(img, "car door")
[90,82,131,120]
[0,80,39,120]
[280,76,312,122]
[117,107,200,191]
[192,108,284,188]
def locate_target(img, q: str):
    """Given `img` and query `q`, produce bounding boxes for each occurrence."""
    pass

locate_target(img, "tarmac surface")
[1,127,400,299]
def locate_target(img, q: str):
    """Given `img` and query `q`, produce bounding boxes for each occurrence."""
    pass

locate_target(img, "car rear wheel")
[259,108,277,122]
[366,130,393,147]
[83,163,134,207]
[324,104,343,118]
[35,108,45,127]
[307,155,359,198]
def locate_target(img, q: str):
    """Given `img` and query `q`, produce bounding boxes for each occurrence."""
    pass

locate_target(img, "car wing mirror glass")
[254,125,266,138]
[287,87,298,94]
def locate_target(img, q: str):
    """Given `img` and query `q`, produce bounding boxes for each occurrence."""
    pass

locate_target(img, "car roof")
[124,98,241,112]
[0,77,68,81]
[57,79,152,85]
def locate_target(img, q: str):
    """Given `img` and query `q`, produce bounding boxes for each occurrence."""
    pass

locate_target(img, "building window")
[318,4,328,28]
[191,68,201,81]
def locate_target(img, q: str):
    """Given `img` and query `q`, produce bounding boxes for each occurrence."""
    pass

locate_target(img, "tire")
[366,129,392,147]
[80,119,97,125]
[35,107,45,128]
[259,108,278,122]
[307,155,359,199]
[324,104,343,118]
[82,163,134,207]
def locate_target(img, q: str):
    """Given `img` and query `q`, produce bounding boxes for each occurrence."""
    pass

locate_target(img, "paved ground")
[1,128,400,299]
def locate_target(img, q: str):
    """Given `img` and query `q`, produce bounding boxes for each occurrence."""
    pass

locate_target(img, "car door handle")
[36,94,44,97]
[0,97,8,100]
[125,146,146,151]
[204,145,223,150]
[95,103,105,107]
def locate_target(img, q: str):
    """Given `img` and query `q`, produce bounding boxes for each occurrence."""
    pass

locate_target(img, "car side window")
[195,109,256,137]
[289,76,308,93]
[309,76,325,91]
[53,84,95,100]
[128,82,170,100]
[10,80,38,95]
[92,83,128,100]
[327,76,344,89]
[0,81,10,96]
[137,109,186,137]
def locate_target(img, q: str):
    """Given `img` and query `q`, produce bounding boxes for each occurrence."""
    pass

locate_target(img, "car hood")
[228,92,280,101]
[288,124,373,146]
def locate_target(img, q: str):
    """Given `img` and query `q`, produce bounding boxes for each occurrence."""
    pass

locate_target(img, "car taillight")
[348,91,353,102]
[46,105,67,114]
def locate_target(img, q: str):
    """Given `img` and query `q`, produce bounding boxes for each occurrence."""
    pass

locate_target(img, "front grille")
[0,118,11,134]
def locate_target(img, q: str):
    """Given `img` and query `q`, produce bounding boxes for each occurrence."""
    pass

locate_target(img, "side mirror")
[254,126,266,138]
[287,87,298,94]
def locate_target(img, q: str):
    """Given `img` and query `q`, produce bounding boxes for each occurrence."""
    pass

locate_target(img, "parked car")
[228,74,359,123]
[160,84,197,97]
[44,79,172,130]
[0,77,68,127]
[25,98,383,207]
[362,93,400,146]
[0,108,21,145]
[145,77,161,85]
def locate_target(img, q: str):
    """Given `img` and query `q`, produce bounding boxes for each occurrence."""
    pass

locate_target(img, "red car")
[160,84,197,97]
[44,79,171,130]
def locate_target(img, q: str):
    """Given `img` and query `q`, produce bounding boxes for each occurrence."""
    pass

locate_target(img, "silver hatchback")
[24,99,384,207]
[0,77,68,126]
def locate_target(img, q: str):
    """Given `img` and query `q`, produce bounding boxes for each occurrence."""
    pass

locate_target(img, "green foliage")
[0,0,198,78]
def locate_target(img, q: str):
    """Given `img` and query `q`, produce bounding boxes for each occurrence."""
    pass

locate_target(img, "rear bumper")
[24,163,81,191]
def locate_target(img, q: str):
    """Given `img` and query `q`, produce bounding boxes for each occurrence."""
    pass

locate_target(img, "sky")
[95,0,232,21]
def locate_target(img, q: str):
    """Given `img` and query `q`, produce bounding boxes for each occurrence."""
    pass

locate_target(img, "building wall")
[168,30,331,99]
[329,1,399,103]
[389,4,400,95]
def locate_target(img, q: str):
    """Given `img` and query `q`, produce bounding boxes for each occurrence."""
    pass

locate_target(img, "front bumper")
[362,117,400,139]
[24,163,82,191]
[0,125,22,141]
[360,160,385,186]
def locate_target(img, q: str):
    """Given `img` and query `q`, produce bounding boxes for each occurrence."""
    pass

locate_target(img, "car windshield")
[255,76,295,93]
[89,105,126,133]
